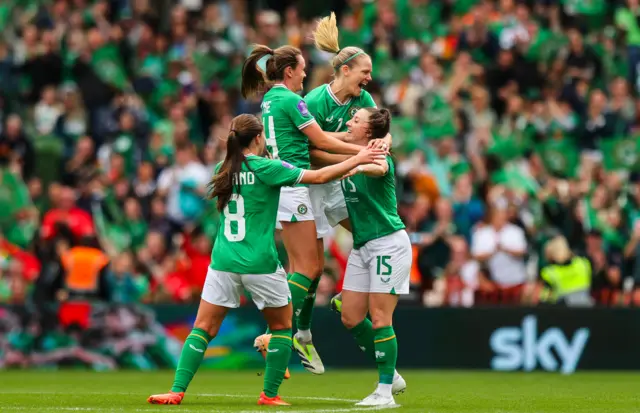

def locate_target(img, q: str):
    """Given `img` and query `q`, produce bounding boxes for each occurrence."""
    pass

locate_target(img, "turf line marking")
[196,392,359,402]
[0,391,358,403]
[3,408,390,413]
[1,392,392,412]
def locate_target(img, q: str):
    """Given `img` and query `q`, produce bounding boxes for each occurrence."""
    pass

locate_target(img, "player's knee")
[193,319,219,338]
[369,307,392,330]
[296,261,322,281]
[341,312,363,330]
[268,320,292,331]
[370,311,393,330]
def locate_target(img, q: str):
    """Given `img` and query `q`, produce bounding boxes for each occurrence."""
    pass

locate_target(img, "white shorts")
[310,181,349,238]
[343,230,412,295]
[275,186,315,230]
[201,267,290,310]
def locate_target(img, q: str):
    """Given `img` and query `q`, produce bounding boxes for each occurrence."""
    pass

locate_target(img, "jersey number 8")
[223,194,246,242]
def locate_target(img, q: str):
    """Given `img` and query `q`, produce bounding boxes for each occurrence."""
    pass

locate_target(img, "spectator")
[107,252,148,304]
[33,86,63,137]
[62,136,99,187]
[471,200,528,301]
[0,115,35,180]
[541,236,594,307]
[41,186,94,242]
[58,236,111,302]
[157,143,209,224]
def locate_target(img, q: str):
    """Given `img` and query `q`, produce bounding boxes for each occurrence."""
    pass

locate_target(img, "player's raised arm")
[300,147,385,184]
[301,121,362,155]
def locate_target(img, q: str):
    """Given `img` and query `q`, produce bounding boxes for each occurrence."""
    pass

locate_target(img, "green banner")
[535,138,579,177]
[599,136,640,171]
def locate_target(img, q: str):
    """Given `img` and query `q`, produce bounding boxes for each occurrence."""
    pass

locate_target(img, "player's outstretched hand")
[355,147,386,165]
[341,168,358,180]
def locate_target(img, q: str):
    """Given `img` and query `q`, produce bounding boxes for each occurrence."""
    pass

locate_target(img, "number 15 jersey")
[210,155,304,274]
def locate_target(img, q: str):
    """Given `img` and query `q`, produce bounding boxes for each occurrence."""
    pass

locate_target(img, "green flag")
[535,138,579,178]
[91,44,129,91]
[598,136,640,171]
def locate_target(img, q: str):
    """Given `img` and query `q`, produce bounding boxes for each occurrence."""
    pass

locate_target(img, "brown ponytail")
[241,44,303,98]
[208,114,263,211]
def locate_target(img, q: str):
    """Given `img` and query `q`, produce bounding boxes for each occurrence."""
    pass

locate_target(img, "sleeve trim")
[297,118,316,130]
[294,170,305,185]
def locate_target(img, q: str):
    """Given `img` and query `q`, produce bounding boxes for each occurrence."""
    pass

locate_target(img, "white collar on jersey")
[327,82,352,106]
[272,83,287,89]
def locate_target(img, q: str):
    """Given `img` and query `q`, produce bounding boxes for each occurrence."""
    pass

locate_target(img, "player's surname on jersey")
[232,171,255,186]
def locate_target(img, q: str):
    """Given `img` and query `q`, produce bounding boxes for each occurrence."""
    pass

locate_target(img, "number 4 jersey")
[210,155,304,274]
[261,84,316,171]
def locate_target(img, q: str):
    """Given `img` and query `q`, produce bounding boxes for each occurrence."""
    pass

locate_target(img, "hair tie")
[334,50,364,70]
[257,54,273,73]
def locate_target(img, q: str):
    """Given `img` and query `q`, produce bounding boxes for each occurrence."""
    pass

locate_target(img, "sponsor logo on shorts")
[381,277,391,284]
[297,204,308,214]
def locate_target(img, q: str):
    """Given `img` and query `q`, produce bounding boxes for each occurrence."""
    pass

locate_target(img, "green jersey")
[341,156,405,249]
[261,84,316,170]
[210,155,304,274]
[305,83,377,133]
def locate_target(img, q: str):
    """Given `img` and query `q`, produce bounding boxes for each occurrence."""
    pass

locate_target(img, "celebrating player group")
[147,12,412,408]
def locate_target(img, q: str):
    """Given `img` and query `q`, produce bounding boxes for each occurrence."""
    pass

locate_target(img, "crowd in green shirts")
[1,0,640,306]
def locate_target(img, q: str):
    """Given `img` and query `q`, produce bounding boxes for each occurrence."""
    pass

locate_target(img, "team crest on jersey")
[297,100,310,117]
[297,204,308,214]
[350,106,361,117]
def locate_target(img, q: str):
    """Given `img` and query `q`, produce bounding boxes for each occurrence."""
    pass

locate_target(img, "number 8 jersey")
[210,155,304,274]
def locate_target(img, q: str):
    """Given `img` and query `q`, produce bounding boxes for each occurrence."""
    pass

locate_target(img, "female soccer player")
[316,108,411,407]
[292,13,393,372]
[242,44,368,374]
[146,114,384,407]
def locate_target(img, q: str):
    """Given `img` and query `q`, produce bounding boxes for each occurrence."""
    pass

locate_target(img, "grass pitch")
[0,370,636,413]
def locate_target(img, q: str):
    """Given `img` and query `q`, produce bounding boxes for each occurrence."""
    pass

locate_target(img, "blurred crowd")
[1,0,640,308]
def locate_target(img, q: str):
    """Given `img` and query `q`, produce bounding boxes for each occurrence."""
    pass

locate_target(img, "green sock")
[263,329,293,397]
[288,272,313,322]
[374,326,397,385]
[297,276,320,331]
[171,328,212,392]
[348,318,376,361]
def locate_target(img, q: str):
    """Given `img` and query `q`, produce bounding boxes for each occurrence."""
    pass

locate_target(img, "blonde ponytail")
[314,12,368,74]
[313,12,340,54]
